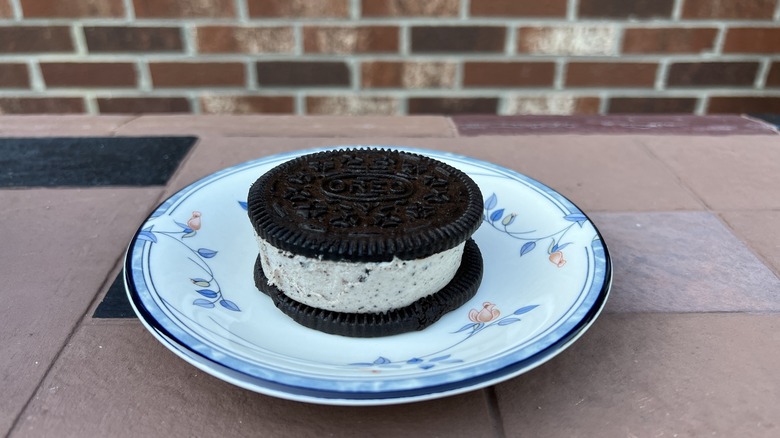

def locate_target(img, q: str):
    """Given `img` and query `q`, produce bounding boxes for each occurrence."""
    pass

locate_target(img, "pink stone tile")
[0,188,162,434]
[116,115,457,137]
[642,135,780,210]
[494,313,780,437]
[591,211,780,312]
[0,116,135,136]
[720,210,780,275]
[13,322,495,437]
[163,135,703,212]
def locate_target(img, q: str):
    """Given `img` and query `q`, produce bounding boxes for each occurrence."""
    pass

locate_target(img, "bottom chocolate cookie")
[254,239,484,337]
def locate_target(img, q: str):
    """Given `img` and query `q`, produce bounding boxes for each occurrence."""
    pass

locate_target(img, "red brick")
[723,28,780,54]
[566,63,658,87]
[256,62,350,87]
[766,63,780,87]
[196,26,294,53]
[708,97,780,114]
[608,97,698,114]
[40,63,137,87]
[20,0,124,17]
[361,61,456,88]
[247,0,348,17]
[0,97,85,114]
[506,96,601,115]
[0,64,30,88]
[0,27,74,53]
[97,97,191,114]
[463,62,555,87]
[200,95,294,114]
[84,27,183,53]
[133,0,234,18]
[411,27,506,53]
[579,0,674,18]
[667,62,759,87]
[362,0,459,16]
[408,97,498,114]
[306,96,399,115]
[0,1,13,17]
[150,62,245,87]
[304,26,398,54]
[470,0,567,17]
[682,0,776,19]
[518,26,617,55]
[622,28,717,54]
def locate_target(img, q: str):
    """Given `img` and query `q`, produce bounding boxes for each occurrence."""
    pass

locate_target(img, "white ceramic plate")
[125,146,611,405]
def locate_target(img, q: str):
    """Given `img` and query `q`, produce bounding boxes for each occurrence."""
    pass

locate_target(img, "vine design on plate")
[349,303,538,372]
[137,210,240,312]
[482,192,588,268]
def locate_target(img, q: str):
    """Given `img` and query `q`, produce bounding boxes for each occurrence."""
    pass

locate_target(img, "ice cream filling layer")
[256,237,465,313]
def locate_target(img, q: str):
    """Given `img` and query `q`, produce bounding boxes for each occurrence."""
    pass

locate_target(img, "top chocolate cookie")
[247,148,483,262]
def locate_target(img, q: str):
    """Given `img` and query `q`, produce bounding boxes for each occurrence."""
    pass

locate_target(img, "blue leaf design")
[485,193,498,211]
[238,201,248,211]
[419,364,436,370]
[498,318,521,326]
[137,231,157,243]
[191,277,209,283]
[373,357,391,365]
[454,322,480,333]
[196,289,218,298]
[220,299,240,312]
[564,213,587,227]
[150,210,165,219]
[556,242,572,251]
[197,248,218,258]
[407,358,423,364]
[489,208,505,222]
[513,305,539,315]
[193,299,214,308]
[520,241,536,256]
[174,220,189,230]
[430,355,451,362]
[182,231,196,239]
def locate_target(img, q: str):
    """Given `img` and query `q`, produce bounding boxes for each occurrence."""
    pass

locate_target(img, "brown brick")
[0,97,85,114]
[408,97,498,114]
[304,26,398,54]
[623,28,717,54]
[200,95,294,114]
[361,61,456,88]
[723,28,780,54]
[40,63,137,87]
[84,27,183,53]
[150,62,245,87]
[506,96,601,115]
[667,62,759,87]
[247,0,348,17]
[196,26,294,53]
[256,62,350,87]
[464,62,555,87]
[306,96,399,115]
[0,27,74,53]
[470,0,567,17]
[97,97,191,114]
[20,0,124,17]
[608,97,698,114]
[133,0,234,18]
[566,63,657,87]
[579,0,674,18]
[766,63,780,87]
[708,97,780,114]
[411,27,506,53]
[362,0,459,16]
[0,64,30,88]
[682,0,775,19]
[518,26,617,55]
[0,1,13,17]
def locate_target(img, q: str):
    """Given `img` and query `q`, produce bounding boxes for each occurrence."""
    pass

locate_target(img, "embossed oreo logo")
[321,173,414,202]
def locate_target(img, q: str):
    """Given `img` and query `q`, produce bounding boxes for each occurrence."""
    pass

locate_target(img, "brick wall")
[0,0,779,115]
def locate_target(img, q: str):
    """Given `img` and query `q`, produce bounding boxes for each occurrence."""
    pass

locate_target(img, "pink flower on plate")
[549,250,566,268]
[187,211,202,231]
[469,302,500,323]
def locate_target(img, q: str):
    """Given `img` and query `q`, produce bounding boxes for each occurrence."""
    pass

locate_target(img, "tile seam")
[483,387,507,438]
